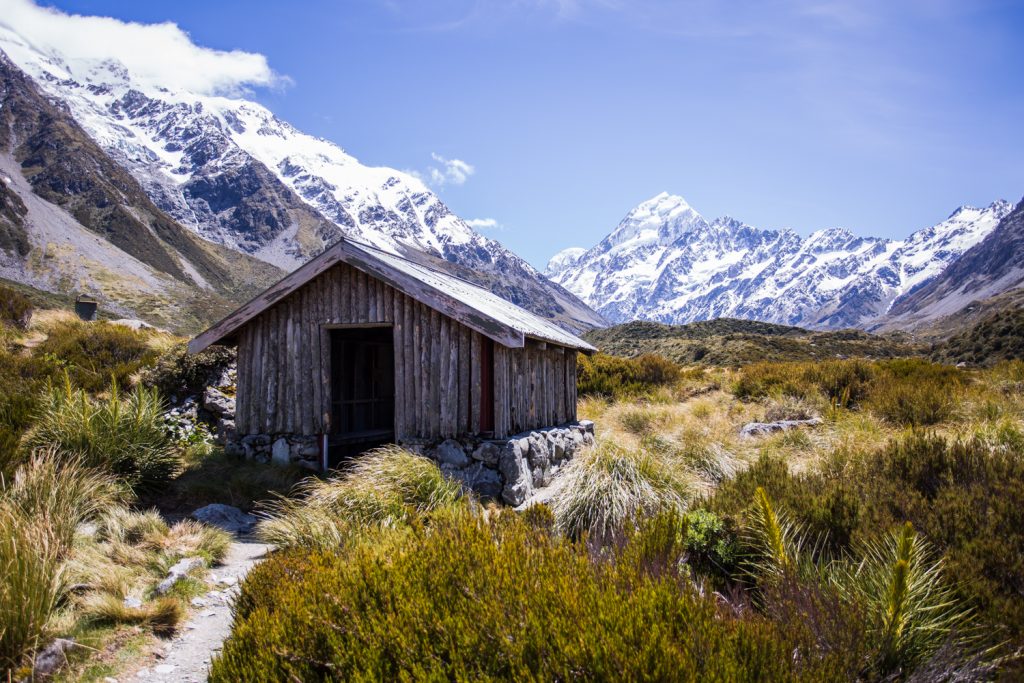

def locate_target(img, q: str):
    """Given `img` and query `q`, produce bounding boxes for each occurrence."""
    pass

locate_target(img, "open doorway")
[328,326,395,467]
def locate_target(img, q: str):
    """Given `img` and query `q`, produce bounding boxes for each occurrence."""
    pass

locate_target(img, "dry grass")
[257,445,464,550]
[551,437,693,542]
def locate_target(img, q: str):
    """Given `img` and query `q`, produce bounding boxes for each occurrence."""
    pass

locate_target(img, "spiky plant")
[841,522,983,677]
[744,487,806,579]
[23,375,180,489]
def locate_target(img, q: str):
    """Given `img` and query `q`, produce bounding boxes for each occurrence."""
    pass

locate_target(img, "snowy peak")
[551,194,1013,330]
[545,247,586,277]
[600,192,706,251]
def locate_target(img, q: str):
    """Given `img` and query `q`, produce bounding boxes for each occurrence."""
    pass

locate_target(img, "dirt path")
[129,540,268,683]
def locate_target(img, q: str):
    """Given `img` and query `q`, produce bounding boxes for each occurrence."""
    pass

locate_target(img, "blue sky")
[34,0,1024,268]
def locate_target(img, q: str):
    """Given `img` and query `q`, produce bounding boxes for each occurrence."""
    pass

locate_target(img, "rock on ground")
[190,504,257,535]
[740,417,822,438]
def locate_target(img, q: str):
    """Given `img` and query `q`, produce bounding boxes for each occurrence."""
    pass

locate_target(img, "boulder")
[31,638,76,678]
[191,503,257,535]
[272,438,291,466]
[202,387,235,418]
[471,441,502,465]
[155,556,205,595]
[499,439,533,506]
[739,417,822,438]
[433,439,470,468]
[448,462,503,499]
[526,433,550,468]
[551,434,566,464]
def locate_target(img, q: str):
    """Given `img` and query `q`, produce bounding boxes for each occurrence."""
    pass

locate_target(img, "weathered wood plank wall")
[235,262,578,440]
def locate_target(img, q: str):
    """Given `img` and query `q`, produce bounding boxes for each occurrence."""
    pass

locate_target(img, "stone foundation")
[225,421,596,505]
[224,433,323,470]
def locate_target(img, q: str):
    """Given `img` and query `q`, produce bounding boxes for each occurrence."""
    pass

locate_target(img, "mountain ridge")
[549,192,1013,330]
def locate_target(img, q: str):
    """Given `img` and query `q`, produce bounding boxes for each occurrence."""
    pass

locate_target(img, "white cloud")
[465,217,502,231]
[426,152,475,186]
[0,0,284,95]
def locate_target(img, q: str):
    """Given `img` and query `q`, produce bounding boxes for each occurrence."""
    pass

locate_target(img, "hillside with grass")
[583,318,923,365]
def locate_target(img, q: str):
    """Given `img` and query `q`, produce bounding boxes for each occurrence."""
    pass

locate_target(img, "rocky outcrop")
[739,417,822,438]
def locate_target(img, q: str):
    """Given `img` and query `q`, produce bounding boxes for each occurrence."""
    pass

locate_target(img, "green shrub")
[256,445,462,550]
[707,455,860,557]
[682,509,739,580]
[551,437,691,543]
[708,433,1024,674]
[138,343,234,400]
[24,378,179,489]
[733,359,875,407]
[577,352,682,399]
[213,512,848,682]
[34,321,159,392]
[733,362,817,401]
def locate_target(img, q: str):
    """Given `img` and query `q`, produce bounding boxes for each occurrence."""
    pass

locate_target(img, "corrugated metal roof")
[189,237,596,354]
[348,240,596,352]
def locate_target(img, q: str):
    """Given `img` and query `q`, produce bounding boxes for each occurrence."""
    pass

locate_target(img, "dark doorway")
[328,326,395,466]
[480,337,494,434]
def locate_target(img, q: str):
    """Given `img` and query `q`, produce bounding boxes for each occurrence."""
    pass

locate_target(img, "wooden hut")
[189,237,596,483]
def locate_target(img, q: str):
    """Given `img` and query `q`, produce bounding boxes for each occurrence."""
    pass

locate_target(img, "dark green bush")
[213,510,848,681]
[34,321,159,392]
[865,360,965,426]
[576,352,682,399]
[137,343,234,400]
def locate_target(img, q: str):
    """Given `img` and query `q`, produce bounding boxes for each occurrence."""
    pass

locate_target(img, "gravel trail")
[129,540,268,683]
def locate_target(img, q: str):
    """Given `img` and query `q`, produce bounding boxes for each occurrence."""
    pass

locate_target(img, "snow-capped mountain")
[0,27,603,332]
[550,192,1012,329]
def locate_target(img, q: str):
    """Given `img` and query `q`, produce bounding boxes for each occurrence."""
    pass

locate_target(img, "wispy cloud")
[0,0,286,95]
[465,217,502,231]
[427,153,475,186]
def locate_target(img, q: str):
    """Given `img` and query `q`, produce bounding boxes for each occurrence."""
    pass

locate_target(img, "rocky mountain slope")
[883,198,1024,329]
[0,52,283,332]
[0,27,603,332]
[548,192,1011,330]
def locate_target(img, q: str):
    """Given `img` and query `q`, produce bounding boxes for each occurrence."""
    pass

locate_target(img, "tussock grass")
[1,449,122,549]
[257,445,463,550]
[551,437,692,542]
[80,594,183,637]
[0,452,120,675]
[0,504,64,675]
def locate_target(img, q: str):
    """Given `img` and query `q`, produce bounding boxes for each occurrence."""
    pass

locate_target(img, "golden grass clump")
[551,437,692,542]
[257,445,464,550]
